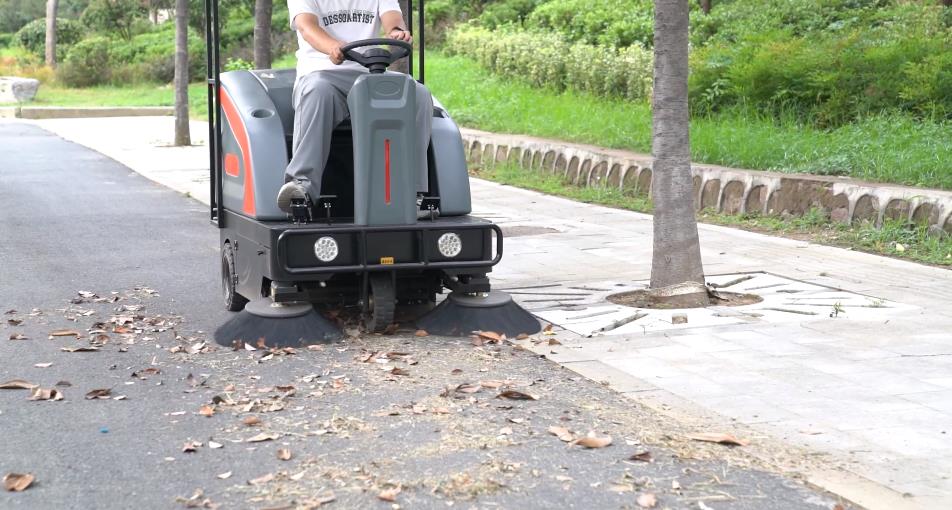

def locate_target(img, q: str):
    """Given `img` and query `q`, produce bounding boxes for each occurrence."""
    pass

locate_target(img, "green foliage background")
[438,0,952,127]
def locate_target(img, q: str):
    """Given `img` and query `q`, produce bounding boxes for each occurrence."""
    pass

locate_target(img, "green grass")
[477,162,952,266]
[3,83,210,119]
[426,53,952,190]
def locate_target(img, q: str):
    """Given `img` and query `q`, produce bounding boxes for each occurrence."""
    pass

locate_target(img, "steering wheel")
[340,38,412,74]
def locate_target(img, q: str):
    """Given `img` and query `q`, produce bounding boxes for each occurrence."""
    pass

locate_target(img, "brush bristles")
[213,310,342,348]
[416,298,541,337]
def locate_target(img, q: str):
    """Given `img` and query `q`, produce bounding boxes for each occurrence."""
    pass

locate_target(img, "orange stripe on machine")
[219,90,256,216]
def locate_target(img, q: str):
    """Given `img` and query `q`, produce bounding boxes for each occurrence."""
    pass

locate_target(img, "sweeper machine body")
[206,0,539,344]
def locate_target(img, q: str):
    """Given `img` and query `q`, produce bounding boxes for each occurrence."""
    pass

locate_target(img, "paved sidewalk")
[31,116,952,509]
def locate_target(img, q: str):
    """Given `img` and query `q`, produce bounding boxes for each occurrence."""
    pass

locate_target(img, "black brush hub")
[416,291,541,337]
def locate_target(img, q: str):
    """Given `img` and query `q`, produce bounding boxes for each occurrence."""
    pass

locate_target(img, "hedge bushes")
[443,1,951,126]
[14,18,83,58]
[689,21,952,124]
[57,24,206,86]
[445,25,652,102]
[528,0,653,48]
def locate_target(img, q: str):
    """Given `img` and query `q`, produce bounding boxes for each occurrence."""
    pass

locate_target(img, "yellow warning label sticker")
[380,257,394,265]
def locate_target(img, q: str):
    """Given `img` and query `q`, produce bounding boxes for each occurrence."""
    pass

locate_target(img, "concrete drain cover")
[527,272,916,337]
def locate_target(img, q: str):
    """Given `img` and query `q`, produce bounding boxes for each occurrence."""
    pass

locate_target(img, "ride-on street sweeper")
[206,0,540,346]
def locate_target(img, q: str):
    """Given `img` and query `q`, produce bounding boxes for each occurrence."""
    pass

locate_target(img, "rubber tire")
[364,273,395,333]
[222,242,248,312]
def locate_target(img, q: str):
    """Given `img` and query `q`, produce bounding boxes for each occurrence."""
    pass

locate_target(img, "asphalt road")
[0,122,848,509]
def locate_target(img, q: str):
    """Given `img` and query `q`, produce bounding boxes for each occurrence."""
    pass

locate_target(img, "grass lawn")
[426,53,952,191]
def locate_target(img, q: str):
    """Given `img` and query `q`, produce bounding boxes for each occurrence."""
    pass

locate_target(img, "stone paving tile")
[668,333,747,352]
[833,370,946,396]
[848,426,952,458]
[706,349,803,370]
[714,333,817,356]
[561,360,658,393]
[693,394,800,424]
[897,389,952,415]
[602,356,694,380]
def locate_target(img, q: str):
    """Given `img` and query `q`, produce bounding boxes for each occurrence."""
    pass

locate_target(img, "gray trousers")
[287,68,434,197]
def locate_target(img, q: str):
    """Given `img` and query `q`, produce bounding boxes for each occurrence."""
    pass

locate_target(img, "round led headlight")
[437,232,462,258]
[314,236,339,262]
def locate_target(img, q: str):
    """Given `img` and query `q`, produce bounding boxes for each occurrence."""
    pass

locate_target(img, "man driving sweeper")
[277,0,434,213]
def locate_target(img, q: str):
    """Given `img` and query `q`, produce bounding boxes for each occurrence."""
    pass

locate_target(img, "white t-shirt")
[287,0,402,76]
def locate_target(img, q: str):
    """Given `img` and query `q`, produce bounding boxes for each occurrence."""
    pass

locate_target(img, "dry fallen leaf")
[570,434,612,449]
[477,331,503,343]
[28,387,64,401]
[242,415,261,426]
[246,432,278,443]
[61,346,99,353]
[0,380,37,390]
[378,486,401,502]
[216,471,232,480]
[131,368,161,378]
[497,390,538,401]
[9,333,28,340]
[686,432,749,446]
[33,363,52,369]
[414,329,428,337]
[84,388,112,400]
[3,473,35,492]
[182,441,202,453]
[451,368,463,375]
[208,441,223,449]
[248,473,274,485]
[480,380,505,389]
[636,492,657,508]
[548,426,574,442]
[277,448,292,461]
[629,451,653,462]
[390,367,410,376]
[49,330,80,338]
[199,405,215,417]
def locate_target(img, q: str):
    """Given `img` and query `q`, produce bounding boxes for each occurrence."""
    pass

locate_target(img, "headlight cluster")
[313,236,339,262]
[437,232,462,258]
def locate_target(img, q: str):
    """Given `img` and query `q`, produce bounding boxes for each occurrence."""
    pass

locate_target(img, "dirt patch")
[607,289,762,309]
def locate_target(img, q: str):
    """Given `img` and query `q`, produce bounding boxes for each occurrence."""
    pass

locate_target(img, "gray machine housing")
[218,69,472,221]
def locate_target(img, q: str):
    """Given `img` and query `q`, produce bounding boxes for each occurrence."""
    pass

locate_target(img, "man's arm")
[380,10,412,43]
[294,14,346,64]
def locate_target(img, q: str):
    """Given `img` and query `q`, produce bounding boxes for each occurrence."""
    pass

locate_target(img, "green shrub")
[14,18,83,58]
[479,0,545,29]
[527,0,653,48]
[689,25,952,125]
[0,32,12,48]
[57,36,113,86]
[446,25,652,101]
[81,0,147,40]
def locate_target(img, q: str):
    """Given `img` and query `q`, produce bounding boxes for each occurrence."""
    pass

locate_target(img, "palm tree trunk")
[253,0,272,69]
[173,0,190,146]
[44,0,58,68]
[649,0,705,291]
[391,0,411,74]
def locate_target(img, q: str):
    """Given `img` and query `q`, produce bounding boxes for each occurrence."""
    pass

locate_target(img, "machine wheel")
[364,273,395,333]
[222,242,248,312]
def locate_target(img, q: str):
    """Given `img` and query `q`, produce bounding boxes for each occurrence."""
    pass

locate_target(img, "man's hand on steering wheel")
[329,42,345,65]
[388,27,412,44]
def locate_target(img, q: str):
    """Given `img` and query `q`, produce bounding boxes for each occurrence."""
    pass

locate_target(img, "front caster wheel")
[221,242,248,312]
[364,273,395,333]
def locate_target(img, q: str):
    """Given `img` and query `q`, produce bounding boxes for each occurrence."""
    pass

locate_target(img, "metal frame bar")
[205,0,224,228]
[276,223,502,275]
